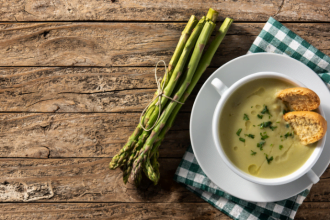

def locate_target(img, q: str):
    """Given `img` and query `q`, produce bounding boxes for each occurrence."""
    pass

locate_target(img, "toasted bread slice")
[284,111,327,145]
[277,87,320,111]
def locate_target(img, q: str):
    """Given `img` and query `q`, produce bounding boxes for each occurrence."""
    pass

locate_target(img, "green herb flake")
[253,125,256,127]
[261,105,272,117]
[258,121,272,129]
[284,132,293,139]
[260,132,269,140]
[279,145,283,150]
[236,128,242,136]
[265,154,274,164]
[280,135,283,138]
[243,114,249,121]
[257,114,263,119]
[270,126,277,131]
[245,134,255,139]
[270,144,273,146]
[251,150,257,156]
[257,141,266,150]
[283,109,289,115]
[276,121,280,123]
[239,137,245,142]
[251,106,253,108]
[286,124,290,128]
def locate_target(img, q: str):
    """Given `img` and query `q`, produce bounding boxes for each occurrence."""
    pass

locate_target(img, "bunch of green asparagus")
[109,8,233,186]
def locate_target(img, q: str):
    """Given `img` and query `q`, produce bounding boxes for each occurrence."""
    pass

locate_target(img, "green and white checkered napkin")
[174,17,330,220]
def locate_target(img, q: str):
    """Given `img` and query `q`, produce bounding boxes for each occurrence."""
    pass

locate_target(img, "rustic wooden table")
[0,1,329,219]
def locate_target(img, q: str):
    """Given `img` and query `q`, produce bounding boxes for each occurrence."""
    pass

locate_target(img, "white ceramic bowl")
[211,72,326,185]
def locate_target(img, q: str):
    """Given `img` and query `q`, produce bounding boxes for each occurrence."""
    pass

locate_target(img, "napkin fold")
[174,17,330,220]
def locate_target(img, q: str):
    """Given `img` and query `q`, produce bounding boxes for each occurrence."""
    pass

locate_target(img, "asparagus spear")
[147,18,234,184]
[121,15,210,182]
[143,15,207,130]
[109,16,198,169]
[121,15,211,183]
[144,153,159,185]
[160,18,234,150]
[131,20,216,181]
[168,16,199,75]
[148,15,199,108]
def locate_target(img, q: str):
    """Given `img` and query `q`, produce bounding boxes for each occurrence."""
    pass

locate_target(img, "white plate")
[190,53,330,202]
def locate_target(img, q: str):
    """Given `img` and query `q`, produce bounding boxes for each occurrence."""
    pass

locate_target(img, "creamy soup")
[219,79,316,178]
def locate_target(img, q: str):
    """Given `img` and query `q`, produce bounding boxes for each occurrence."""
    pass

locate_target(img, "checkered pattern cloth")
[174,17,330,220]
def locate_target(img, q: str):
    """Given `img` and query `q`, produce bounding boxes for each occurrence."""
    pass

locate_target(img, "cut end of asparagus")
[198,16,206,25]
[183,15,198,34]
[206,8,219,23]
[220,17,234,32]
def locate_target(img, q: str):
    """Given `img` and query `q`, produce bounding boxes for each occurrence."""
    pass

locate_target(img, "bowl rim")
[212,71,326,185]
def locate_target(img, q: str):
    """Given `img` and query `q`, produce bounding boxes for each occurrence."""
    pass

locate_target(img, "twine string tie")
[139,60,184,131]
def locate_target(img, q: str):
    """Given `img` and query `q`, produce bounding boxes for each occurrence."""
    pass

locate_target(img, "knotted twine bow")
[139,60,184,131]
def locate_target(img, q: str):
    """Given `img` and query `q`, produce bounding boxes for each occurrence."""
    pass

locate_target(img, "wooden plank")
[1,0,330,22]
[0,23,329,67]
[306,166,330,202]
[0,22,250,67]
[0,113,190,158]
[0,158,329,203]
[1,23,330,112]
[0,67,207,112]
[296,202,330,219]
[0,158,202,203]
[0,202,231,220]
[0,202,328,220]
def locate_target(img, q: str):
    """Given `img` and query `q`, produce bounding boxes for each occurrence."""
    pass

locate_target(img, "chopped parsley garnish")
[286,124,290,128]
[236,128,242,136]
[261,105,272,117]
[257,114,263,119]
[270,126,277,131]
[270,144,273,146]
[260,132,269,140]
[276,121,280,123]
[243,114,249,121]
[253,125,256,127]
[251,106,253,108]
[239,137,245,142]
[265,154,274,164]
[284,132,293,138]
[257,141,266,150]
[245,134,255,139]
[258,121,272,129]
[280,135,283,138]
[251,150,257,155]
[279,145,283,150]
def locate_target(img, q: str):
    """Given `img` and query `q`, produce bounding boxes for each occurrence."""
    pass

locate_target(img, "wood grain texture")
[0,67,207,112]
[0,158,201,203]
[1,0,330,22]
[0,158,329,203]
[0,23,329,67]
[0,203,231,220]
[0,202,328,219]
[296,202,330,219]
[0,3,330,218]
[0,113,190,158]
